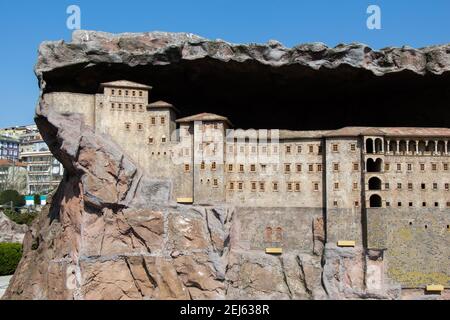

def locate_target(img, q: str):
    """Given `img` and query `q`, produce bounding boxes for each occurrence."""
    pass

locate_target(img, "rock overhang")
[35,30,450,130]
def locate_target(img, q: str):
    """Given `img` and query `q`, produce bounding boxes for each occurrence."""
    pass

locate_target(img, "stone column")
[406,140,410,153]
[396,140,400,154]
[386,139,390,153]
[435,140,438,155]
[416,140,419,154]
[445,141,448,155]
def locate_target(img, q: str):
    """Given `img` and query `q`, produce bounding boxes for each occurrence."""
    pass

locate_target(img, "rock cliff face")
[3,31,450,300]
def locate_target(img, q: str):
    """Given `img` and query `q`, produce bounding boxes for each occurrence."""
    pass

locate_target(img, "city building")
[0,136,20,161]
[19,132,64,195]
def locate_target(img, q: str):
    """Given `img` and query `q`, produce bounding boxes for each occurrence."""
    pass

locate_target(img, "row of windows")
[124,117,167,130]
[384,182,449,191]
[226,144,324,155]
[197,162,325,173]
[110,103,145,111]
[385,163,449,171]
[385,201,450,208]
[226,181,321,192]
[109,89,144,97]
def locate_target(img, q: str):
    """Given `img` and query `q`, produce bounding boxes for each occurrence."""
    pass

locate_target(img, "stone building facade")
[44,80,450,292]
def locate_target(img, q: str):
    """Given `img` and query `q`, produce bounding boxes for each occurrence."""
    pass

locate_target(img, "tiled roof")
[176,113,232,126]
[100,80,152,90]
[147,100,180,113]
[324,126,450,137]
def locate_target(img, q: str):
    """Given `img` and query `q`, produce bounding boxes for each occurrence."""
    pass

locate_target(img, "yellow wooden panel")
[177,197,193,204]
[337,240,356,247]
[426,285,444,293]
[266,248,283,254]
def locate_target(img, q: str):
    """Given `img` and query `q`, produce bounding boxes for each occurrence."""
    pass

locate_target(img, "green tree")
[0,190,25,208]
[0,243,22,276]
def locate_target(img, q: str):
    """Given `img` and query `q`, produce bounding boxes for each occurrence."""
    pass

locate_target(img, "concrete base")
[0,276,13,299]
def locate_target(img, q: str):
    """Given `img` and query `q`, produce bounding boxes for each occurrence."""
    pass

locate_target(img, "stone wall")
[367,208,450,288]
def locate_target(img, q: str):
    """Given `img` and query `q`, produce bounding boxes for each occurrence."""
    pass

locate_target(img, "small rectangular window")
[250,164,256,172]
[397,183,402,190]
[184,164,190,172]
[161,117,166,125]
[200,161,205,170]
[285,145,291,154]
[420,163,425,171]
[137,123,143,131]
[433,183,438,190]
[333,163,339,171]
[332,144,339,152]
[445,183,449,190]
[314,182,319,191]
[308,164,314,172]
[161,137,167,143]
[421,183,426,190]
[408,183,413,190]
[228,164,233,172]
[287,182,293,192]
[444,163,449,171]
[317,164,322,172]
[397,163,402,171]
[407,163,412,171]
[353,163,359,171]
[139,91,143,97]
[285,164,291,173]
[273,182,279,192]
[385,163,390,171]
[354,201,359,207]
[125,123,131,130]
[238,182,243,191]
[239,164,244,173]
[151,117,156,125]
[296,164,302,172]
[295,182,300,192]
[308,145,314,153]
[148,137,154,144]
[353,182,358,190]
[350,144,356,151]
[211,162,217,170]
[297,145,302,153]
[229,182,234,190]
[259,182,265,192]
[334,182,339,190]
[213,179,218,188]
[251,181,257,192]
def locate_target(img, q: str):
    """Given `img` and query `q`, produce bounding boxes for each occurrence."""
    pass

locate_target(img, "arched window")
[418,141,426,153]
[374,138,383,153]
[366,138,374,154]
[399,140,407,153]
[264,227,273,242]
[368,177,382,190]
[370,194,382,208]
[274,227,283,242]
[408,140,417,153]
[426,141,435,152]
[367,158,382,172]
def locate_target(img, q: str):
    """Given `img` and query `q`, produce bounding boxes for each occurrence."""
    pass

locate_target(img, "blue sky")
[0,0,449,128]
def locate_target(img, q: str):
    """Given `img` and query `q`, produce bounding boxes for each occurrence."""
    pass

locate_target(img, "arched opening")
[408,140,417,153]
[426,141,435,152]
[375,138,383,153]
[369,177,382,190]
[366,138,374,154]
[370,194,382,208]
[399,140,407,153]
[418,140,426,153]
[274,227,283,242]
[389,140,397,153]
[437,141,445,154]
[264,227,272,242]
[367,158,383,172]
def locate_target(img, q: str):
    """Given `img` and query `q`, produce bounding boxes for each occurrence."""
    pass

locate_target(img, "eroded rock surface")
[0,212,27,243]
